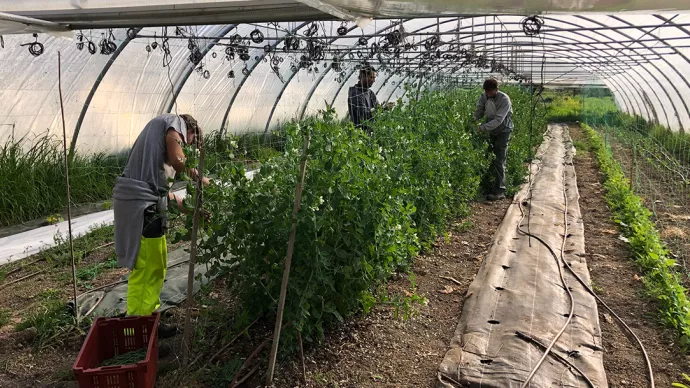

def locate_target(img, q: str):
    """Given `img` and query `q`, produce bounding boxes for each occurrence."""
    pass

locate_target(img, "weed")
[101,200,112,210]
[76,258,117,288]
[0,308,11,329]
[674,373,690,388]
[16,299,74,346]
[590,280,604,293]
[38,288,61,301]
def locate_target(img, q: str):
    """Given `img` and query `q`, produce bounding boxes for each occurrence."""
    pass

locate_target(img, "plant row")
[183,86,547,349]
[582,123,690,349]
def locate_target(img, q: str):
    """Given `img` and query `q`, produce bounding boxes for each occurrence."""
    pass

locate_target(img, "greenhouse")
[0,1,690,387]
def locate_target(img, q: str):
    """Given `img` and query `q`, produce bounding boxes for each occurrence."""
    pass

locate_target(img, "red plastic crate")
[73,313,160,388]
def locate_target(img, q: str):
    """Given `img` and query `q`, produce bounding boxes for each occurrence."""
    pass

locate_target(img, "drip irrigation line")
[518,165,575,388]
[515,330,595,388]
[515,126,655,387]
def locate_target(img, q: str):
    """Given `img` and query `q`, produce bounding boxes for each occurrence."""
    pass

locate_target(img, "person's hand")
[476,125,483,132]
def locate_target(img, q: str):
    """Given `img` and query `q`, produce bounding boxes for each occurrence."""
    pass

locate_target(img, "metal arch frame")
[163,24,237,114]
[296,18,412,121]
[70,27,142,155]
[380,14,685,126]
[574,15,689,130]
[374,23,649,117]
[380,33,646,114]
[219,21,310,135]
[327,18,465,112]
[334,18,651,116]
[426,15,673,123]
[625,14,690,131]
[267,19,413,132]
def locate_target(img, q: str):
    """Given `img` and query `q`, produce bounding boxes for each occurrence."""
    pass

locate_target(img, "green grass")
[76,257,117,288]
[582,123,690,349]
[45,224,114,267]
[0,308,11,329]
[0,134,128,227]
[16,299,74,346]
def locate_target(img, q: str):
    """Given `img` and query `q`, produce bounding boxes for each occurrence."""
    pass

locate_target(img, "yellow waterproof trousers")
[126,236,167,316]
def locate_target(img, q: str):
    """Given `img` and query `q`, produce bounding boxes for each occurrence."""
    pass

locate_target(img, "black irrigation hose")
[516,128,655,388]
[517,165,578,387]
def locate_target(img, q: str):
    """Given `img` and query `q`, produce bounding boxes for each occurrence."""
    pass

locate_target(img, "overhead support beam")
[164,24,237,114]
[220,21,310,135]
[70,27,142,155]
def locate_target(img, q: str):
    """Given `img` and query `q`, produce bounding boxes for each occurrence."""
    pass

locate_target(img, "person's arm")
[474,94,486,121]
[165,129,211,186]
[480,95,512,132]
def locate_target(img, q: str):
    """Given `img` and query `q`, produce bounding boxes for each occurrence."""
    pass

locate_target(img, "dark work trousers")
[489,131,511,194]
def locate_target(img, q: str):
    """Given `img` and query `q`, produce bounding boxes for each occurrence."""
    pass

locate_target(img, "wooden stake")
[298,331,307,383]
[630,141,636,191]
[58,52,79,324]
[265,133,311,385]
[182,141,205,367]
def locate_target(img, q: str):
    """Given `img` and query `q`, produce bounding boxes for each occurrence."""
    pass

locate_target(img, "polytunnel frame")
[263,19,411,133]
[326,18,658,121]
[387,26,664,125]
[219,21,311,135]
[65,15,690,149]
[375,15,690,130]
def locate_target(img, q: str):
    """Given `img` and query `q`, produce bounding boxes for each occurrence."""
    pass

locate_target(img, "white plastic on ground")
[0,169,256,266]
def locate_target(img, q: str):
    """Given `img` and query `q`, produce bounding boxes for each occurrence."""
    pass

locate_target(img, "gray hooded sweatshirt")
[113,114,188,269]
[474,91,514,134]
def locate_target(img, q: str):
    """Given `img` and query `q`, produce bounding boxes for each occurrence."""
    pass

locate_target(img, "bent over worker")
[113,114,208,333]
[474,78,514,201]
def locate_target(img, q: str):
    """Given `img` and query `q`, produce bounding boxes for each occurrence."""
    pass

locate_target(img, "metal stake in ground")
[58,51,79,324]
[182,144,205,367]
[266,132,311,385]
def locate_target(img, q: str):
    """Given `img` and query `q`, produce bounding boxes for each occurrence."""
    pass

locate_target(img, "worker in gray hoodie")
[474,78,514,201]
[113,113,208,336]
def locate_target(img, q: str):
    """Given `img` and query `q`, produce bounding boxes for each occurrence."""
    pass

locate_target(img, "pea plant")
[176,86,546,350]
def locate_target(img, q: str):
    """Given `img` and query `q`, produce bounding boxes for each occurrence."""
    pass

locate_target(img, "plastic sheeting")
[437,124,606,388]
[3,15,690,154]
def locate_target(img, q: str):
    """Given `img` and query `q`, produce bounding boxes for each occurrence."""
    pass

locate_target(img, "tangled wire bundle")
[522,15,545,36]
[250,29,264,44]
[21,34,44,57]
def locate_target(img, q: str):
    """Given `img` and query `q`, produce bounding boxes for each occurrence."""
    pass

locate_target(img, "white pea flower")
[318,196,324,205]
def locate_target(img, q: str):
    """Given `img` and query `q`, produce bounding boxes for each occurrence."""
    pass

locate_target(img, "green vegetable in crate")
[98,348,147,367]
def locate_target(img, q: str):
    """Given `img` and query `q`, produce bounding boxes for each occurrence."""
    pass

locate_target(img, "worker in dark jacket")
[348,66,380,134]
[474,78,514,201]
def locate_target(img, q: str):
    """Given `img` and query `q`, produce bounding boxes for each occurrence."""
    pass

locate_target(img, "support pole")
[266,132,311,384]
[182,142,205,367]
[58,51,79,324]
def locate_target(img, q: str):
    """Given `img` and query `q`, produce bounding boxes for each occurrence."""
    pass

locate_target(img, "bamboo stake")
[265,132,311,385]
[182,141,205,367]
[58,52,79,324]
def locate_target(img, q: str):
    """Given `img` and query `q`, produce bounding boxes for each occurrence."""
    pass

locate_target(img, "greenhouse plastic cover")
[2,11,690,154]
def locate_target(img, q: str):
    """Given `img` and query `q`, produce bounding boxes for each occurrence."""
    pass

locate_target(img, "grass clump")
[16,299,73,346]
[0,134,128,227]
[582,123,690,349]
[0,308,12,329]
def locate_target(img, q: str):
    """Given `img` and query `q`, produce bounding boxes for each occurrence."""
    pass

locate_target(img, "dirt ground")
[263,199,513,388]
[1,125,689,387]
[570,124,689,387]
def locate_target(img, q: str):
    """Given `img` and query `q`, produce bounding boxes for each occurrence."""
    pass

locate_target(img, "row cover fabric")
[438,124,606,387]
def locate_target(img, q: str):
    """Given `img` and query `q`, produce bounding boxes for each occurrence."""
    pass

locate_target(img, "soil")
[1,127,690,387]
[570,124,689,387]
[263,198,513,388]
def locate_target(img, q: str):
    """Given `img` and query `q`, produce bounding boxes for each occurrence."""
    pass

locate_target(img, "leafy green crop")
[582,123,690,349]
[175,85,546,351]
